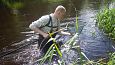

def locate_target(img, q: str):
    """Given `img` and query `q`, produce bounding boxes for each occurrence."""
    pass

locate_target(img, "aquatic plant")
[76,16,78,33]
[35,33,62,65]
[96,1,115,65]
[96,8,115,40]
[38,43,56,65]
[107,52,115,65]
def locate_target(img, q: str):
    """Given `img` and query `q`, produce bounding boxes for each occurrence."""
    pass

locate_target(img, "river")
[0,0,115,65]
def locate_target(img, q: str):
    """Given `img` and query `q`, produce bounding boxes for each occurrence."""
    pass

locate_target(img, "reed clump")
[96,8,115,40]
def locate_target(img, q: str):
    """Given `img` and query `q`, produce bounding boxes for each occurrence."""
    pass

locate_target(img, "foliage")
[1,0,24,10]
[36,33,62,65]
[96,8,115,40]
[48,0,64,3]
[96,3,115,65]
[107,52,115,65]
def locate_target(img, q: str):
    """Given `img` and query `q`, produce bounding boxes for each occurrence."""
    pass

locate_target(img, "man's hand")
[42,33,49,38]
[30,27,49,38]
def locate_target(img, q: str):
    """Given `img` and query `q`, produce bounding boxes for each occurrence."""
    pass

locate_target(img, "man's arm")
[30,27,48,38]
[29,15,49,38]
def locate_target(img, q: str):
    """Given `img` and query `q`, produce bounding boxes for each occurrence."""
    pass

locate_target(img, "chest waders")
[39,15,58,53]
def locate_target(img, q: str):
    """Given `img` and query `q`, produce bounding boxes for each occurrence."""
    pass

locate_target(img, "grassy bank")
[96,4,115,65]
[96,8,115,40]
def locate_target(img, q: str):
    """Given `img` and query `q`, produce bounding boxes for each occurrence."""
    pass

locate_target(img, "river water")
[0,0,115,65]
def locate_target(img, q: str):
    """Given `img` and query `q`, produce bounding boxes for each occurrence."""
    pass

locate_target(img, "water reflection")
[0,6,26,49]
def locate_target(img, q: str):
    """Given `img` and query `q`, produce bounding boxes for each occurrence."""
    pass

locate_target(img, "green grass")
[96,8,115,40]
[96,4,115,65]
[107,52,115,65]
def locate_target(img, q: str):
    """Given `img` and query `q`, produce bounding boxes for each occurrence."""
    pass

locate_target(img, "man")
[29,5,70,52]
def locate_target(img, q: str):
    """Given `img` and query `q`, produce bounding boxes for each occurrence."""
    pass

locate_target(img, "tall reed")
[36,35,62,65]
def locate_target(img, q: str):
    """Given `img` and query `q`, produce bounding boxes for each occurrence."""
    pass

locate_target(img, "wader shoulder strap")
[47,15,58,33]
[40,15,59,33]
[45,15,52,27]
[48,15,53,33]
[40,15,53,33]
